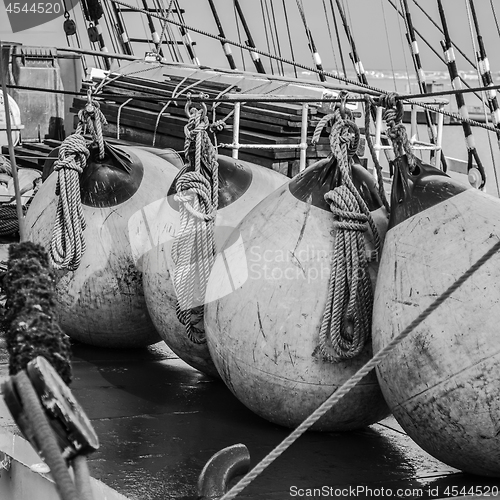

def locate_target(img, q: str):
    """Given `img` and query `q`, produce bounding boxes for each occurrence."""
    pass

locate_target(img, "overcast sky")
[1,0,499,76]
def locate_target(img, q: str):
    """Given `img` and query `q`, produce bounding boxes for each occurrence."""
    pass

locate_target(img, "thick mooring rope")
[172,103,219,344]
[49,97,107,271]
[313,107,380,362]
[219,237,500,500]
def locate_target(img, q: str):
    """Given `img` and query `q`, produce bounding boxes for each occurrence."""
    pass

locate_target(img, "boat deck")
[1,334,499,500]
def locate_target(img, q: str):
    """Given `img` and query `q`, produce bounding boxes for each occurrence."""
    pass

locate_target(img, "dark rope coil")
[3,242,72,384]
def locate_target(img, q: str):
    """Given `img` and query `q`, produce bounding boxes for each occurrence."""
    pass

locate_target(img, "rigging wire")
[281,0,298,78]
[490,0,500,39]
[465,0,500,195]
[260,0,274,74]
[295,0,327,82]
[411,0,477,69]
[380,0,398,90]
[233,1,246,71]
[322,0,340,77]
[437,0,485,188]
[268,0,285,76]
[329,0,347,79]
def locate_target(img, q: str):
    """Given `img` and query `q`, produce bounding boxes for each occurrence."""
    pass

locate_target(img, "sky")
[1,0,500,78]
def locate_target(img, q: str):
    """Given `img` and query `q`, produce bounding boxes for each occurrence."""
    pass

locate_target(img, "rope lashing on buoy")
[312,102,381,362]
[219,237,500,500]
[49,93,107,271]
[363,95,391,212]
[172,98,219,344]
[378,93,417,171]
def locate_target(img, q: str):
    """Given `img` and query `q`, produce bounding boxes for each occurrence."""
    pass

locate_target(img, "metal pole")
[0,41,26,242]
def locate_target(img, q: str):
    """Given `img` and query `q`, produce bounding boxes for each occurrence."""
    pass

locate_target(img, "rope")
[14,371,80,500]
[49,95,107,271]
[363,96,391,212]
[0,205,26,236]
[220,237,500,500]
[49,134,89,271]
[172,103,219,344]
[378,93,416,170]
[312,105,380,362]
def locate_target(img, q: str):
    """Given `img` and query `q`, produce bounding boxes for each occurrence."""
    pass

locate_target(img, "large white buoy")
[25,143,180,347]
[372,155,500,477]
[142,155,288,377]
[204,155,391,431]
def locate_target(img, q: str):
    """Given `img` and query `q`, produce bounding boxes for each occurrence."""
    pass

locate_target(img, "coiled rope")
[49,96,107,271]
[172,101,219,344]
[219,237,500,500]
[312,104,381,362]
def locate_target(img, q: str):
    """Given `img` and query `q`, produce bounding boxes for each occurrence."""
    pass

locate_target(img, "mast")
[436,0,485,188]
[208,0,237,69]
[233,0,266,73]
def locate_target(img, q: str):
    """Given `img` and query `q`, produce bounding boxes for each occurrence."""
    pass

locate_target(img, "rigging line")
[295,0,327,82]
[400,0,444,166]
[329,0,347,79]
[490,0,500,39]
[174,0,200,65]
[412,0,476,69]
[233,2,246,71]
[437,0,486,188]
[78,1,102,70]
[260,0,274,74]
[234,0,266,73]
[101,0,119,55]
[322,0,340,77]
[109,0,133,55]
[466,0,500,195]
[207,0,237,69]
[108,0,438,96]
[385,0,484,105]
[380,0,397,90]
[140,0,163,55]
[281,0,298,78]
[157,0,177,62]
[263,0,281,75]
[268,0,285,76]
[396,0,413,95]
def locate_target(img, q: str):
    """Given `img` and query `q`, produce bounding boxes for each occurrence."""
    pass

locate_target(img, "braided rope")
[49,135,89,271]
[363,96,391,212]
[314,108,380,362]
[0,205,26,236]
[172,105,219,344]
[48,95,108,271]
[379,93,416,171]
[219,237,500,500]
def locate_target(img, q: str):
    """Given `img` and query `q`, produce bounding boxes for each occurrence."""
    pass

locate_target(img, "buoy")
[0,93,22,148]
[25,143,181,348]
[142,155,288,377]
[372,154,500,476]
[204,154,391,430]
